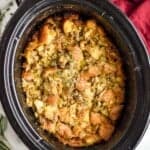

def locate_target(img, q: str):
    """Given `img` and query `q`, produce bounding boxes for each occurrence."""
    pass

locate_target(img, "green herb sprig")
[0,114,10,150]
[0,2,13,35]
[0,2,13,21]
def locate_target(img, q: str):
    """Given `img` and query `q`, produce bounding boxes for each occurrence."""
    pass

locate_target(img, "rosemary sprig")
[0,2,13,21]
[0,11,5,23]
[0,2,15,148]
[0,114,10,150]
[0,2,14,35]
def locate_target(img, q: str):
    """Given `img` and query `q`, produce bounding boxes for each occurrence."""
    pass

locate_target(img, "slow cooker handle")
[16,0,23,6]
[16,0,42,6]
[16,0,43,6]
[16,0,109,6]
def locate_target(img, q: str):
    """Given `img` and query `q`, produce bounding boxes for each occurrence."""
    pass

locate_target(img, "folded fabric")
[112,0,150,53]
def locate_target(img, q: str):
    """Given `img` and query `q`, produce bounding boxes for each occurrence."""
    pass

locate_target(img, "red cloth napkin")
[112,0,150,53]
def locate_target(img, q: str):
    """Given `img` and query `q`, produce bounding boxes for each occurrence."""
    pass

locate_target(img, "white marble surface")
[0,0,149,150]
